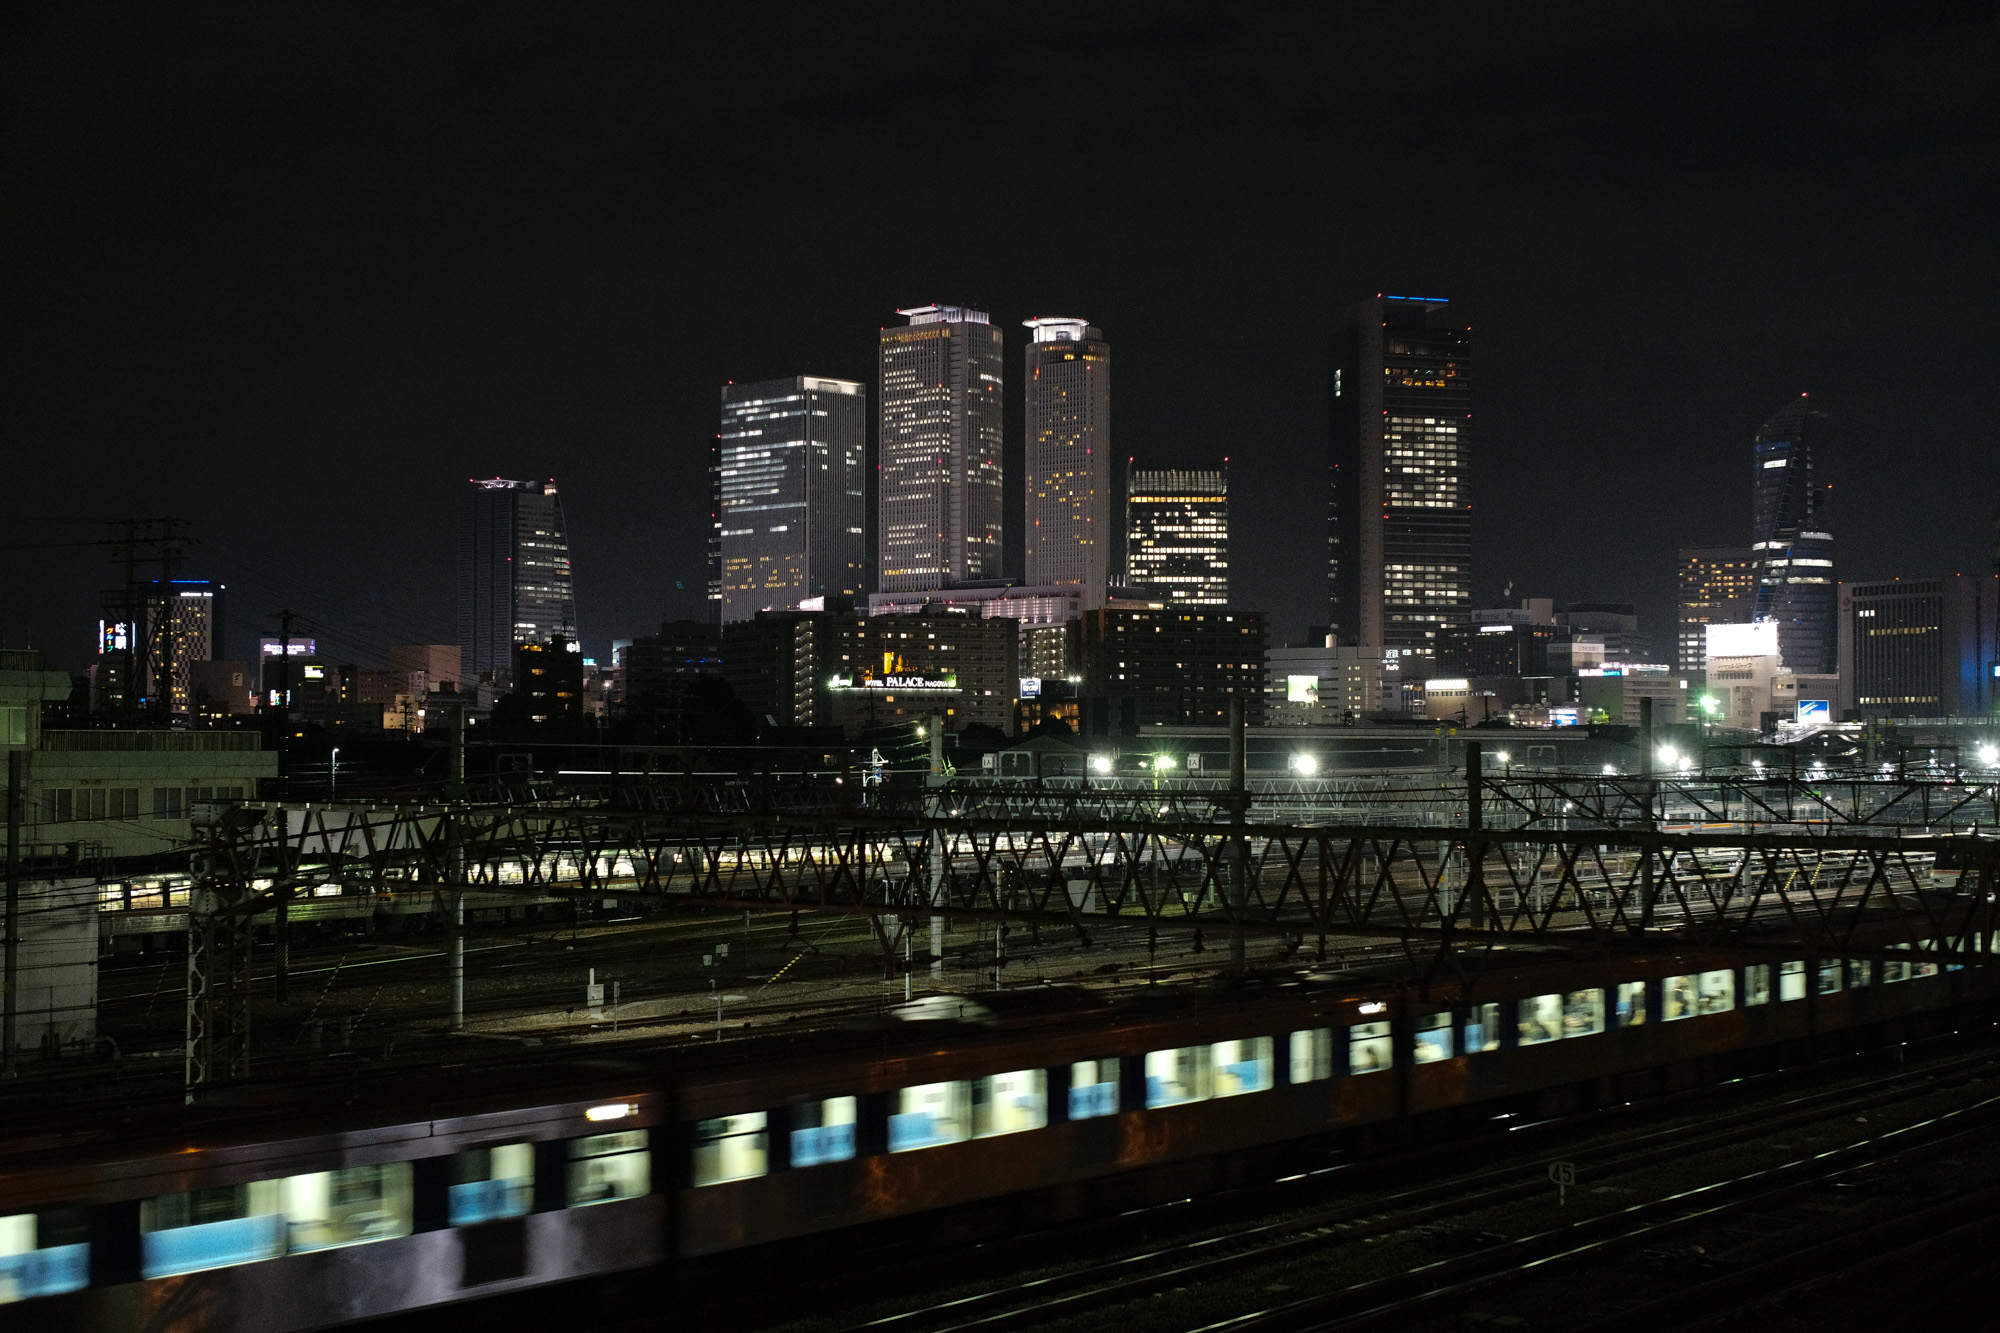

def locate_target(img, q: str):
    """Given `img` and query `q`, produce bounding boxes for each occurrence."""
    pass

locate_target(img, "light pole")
[329,746,340,801]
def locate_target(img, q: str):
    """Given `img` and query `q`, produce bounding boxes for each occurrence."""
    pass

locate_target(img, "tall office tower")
[1022,317,1112,607]
[1127,468,1229,605]
[1328,295,1471,651]
[715,377,867,623]
[706,438,723,622]
[1676,546,1758,673]
[1750,396,1835,673]
[458,478,575,683]
[877,305,1005,592]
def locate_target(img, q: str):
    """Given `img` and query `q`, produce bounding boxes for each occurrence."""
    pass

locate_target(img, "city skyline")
[3,11,1993,672]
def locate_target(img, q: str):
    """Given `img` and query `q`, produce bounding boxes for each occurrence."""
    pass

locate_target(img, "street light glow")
[1657,745,1681,768]
[1154,754,1177,771]
[1089,754,1113,774]
[1980,744,1999,766]
[1290,753,1318,775]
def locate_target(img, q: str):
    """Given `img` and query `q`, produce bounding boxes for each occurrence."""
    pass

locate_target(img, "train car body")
[3,929,1997,1330]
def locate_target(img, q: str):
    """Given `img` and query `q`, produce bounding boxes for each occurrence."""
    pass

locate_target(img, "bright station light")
[1980,744,2000,766]
[1657,745,1681,768]
[1089,754,1113,774]
[1289,753,1318,776]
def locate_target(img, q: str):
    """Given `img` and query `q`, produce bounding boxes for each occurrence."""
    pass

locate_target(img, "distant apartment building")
[1677,546,1757,673]
[1023,317,1112,607]
[717,376,867,622]
[1266,641,1397,724]
[459,478,575,683]
[723,609,1018,736]
[1838,576,1999,719]
[878,306,1005,592]
[1080,606,1266,729]
[1126,468,1228,606]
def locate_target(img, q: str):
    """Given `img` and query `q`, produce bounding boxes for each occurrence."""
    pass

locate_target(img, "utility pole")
[1639,696,1657,929]
[4,749,22,1078]
[1464,741,1485,931]
[449,703,467,1030]
[1227,696,1247,974]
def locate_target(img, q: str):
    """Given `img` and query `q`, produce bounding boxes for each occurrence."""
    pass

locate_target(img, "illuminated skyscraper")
[1751,396,1835,674]
[877,305,1005,592]
[1022,317,1111,607]
[1127,468,1228,606]
[458,478,575,682]
[716,376,867,622]
[1676,546,1758,673]
[1328,295,1471,651]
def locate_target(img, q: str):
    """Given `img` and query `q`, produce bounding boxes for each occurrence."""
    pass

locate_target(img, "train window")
[1145,1047,1213,1106]
[0,1209,88,1303]
[1289,1029,1333,1082]
[1882,957,1911,983]
[791,1097,858,1166]
[283,1164,413,1254]
[1779,961,1808,1000]
[570,1130,652,1205]
[693,1115,767,1185]
[1615,981,1647,1026]
[1564,990,1605,1036]
[1661,976,1697,1020]
[450,1145,534,1224]
[1070,1060,1120,1117]
[1413,1013,1452,1063]
[1848,959,1872,988]
[1817,960,1843,994]
[1464,1003,1501,1053]
[1212,1038,1274,1096]
[1696,971,1735,1014]
[890,1082,971,1150]
[974,1070,1048,1137]
[1744,965,1772,1004]
[1914,944,1939,977]
[140,1183,284,1278]
[1349,1021,1393,1071]
[1517,995,1560,1045]
[1934,939,1965,973]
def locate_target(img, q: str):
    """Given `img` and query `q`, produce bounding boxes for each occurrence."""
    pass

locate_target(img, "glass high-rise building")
[458,478,575,683]
[1676,546,1758,673]
[1127,468,1228,606]
[877,305,1005,592]
[1750,396,1835,674]
[1023,317,1111,607]
[716,376,867,622]
[1328,295,1471,650]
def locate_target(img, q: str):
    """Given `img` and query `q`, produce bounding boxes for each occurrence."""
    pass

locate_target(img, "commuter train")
[4,928,1997,1332]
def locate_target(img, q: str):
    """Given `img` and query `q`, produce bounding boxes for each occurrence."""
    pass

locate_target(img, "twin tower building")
[713,305,1229,625]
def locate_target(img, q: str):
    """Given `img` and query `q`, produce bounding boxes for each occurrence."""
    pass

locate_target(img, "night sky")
[4,5,1995,672]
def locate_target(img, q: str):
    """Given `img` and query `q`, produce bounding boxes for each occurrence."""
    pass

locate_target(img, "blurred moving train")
[3,927,1996,1331]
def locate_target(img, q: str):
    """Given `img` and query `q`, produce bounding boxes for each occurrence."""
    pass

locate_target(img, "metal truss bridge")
[169,758,2000,1093]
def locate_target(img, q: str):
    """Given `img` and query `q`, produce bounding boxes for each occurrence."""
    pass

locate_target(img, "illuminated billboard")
[1020,677,1041,698]
[1705,621,1779,659]
[828,672,958,692]
[1286,674,1319,704]
[1796,699,1830,725]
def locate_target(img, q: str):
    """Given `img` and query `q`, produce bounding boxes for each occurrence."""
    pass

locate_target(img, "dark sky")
[4,4,1996,671]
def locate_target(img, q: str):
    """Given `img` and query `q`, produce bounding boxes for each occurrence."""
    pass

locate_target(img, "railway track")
[814,1040,2000,1333]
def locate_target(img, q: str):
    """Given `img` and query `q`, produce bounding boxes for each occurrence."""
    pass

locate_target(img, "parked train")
[4,927,1997,1331]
